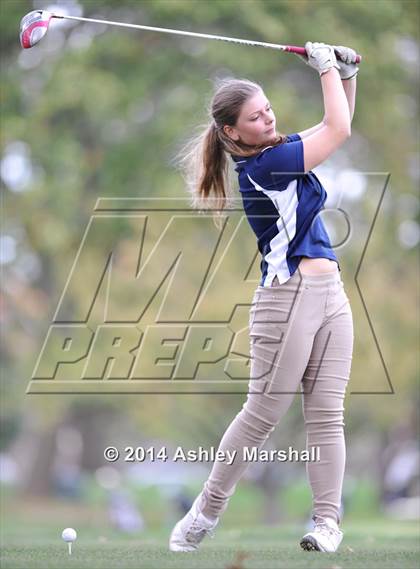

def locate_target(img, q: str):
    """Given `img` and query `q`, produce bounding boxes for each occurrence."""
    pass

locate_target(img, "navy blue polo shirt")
[231,133,340,287]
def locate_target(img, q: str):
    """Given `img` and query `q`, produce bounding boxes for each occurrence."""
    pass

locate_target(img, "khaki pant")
[200,266,354,525]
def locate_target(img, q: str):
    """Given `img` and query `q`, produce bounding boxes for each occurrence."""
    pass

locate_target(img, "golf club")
[19,9,362,63]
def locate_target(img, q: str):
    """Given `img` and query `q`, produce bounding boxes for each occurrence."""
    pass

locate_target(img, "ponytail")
[171,121,233,230]
[199,121,228,208]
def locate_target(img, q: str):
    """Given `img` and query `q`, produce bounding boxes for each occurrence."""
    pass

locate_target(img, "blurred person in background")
[381,418,420,520]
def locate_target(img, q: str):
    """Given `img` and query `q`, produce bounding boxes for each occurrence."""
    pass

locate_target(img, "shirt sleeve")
[246,136,305,192]
[286,133,302,143]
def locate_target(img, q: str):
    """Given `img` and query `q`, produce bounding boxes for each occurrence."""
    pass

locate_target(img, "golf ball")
[62,528,77,542]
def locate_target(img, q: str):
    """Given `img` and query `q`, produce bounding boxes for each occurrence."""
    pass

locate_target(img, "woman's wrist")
[341,74,358,81]
[320,66,340,78]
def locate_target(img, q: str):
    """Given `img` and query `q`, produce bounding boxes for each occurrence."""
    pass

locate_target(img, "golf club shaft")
[52,14,362,63]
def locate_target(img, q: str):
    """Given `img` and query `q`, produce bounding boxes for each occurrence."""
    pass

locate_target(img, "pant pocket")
[250,288,302,327]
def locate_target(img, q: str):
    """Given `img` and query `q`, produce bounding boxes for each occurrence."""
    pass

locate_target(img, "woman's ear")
[223,125,239,142]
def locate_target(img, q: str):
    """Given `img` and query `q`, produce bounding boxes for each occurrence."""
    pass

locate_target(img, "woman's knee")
[303,407,345,432]
[240,397,283,435]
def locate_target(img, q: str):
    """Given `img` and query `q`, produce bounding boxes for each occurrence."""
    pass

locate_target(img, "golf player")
[170,41,358,553]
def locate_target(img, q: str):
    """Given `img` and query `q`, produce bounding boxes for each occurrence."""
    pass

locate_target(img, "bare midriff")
[270,257,339,286]
[298,256,339,275]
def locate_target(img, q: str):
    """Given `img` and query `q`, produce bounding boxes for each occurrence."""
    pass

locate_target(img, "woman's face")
[223,90,277,147]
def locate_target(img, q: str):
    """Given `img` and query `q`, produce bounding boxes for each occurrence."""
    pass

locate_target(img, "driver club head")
[20,10,53,49]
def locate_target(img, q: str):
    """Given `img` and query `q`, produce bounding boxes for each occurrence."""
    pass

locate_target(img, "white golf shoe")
[169,494,219,552]
[300,516,343,552]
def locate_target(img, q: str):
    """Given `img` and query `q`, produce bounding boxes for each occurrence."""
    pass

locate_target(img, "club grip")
[286,45,362,64]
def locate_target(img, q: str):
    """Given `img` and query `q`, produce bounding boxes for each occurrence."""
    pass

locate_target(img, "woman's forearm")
[342,76,357,122]
[320,68,351,135]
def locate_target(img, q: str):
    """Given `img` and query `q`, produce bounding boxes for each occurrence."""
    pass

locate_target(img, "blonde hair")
[171,77,287,228]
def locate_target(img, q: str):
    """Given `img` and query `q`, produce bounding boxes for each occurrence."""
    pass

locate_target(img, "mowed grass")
[1,510,419,569]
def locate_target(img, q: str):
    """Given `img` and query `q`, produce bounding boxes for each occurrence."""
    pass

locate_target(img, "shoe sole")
[169,545,196,552]
[300,536,323,552]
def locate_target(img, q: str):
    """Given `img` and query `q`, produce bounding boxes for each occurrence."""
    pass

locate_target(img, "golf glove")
[296,42,341,76]
[332,45,359,79]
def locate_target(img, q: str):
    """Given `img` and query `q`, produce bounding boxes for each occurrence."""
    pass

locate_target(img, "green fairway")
[1,518,419,569]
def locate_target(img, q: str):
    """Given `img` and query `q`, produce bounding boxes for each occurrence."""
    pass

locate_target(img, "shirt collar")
[231,145,273,163]
[231,154,245,163]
